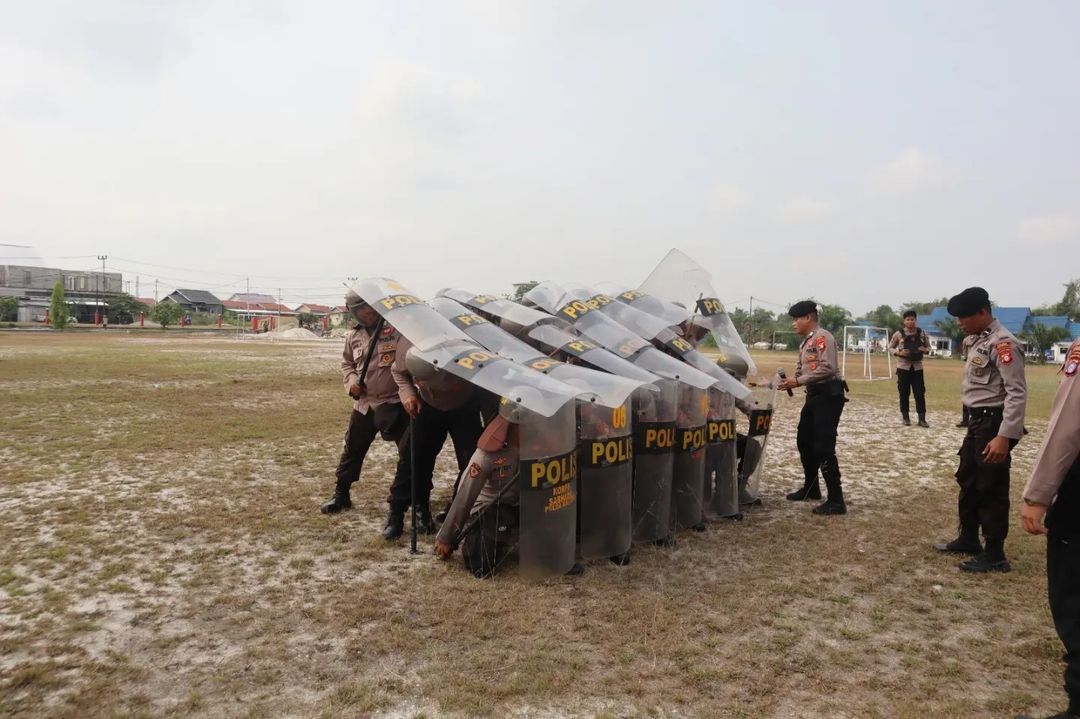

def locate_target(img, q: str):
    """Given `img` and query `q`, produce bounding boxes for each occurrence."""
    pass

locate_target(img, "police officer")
[321,290,413,541]
[1016,338,1080,719]
[934,287,1026,572]
[433,414,519,578]
[392,342,495,533]
[889,310,930,427]
[777,300,848,515]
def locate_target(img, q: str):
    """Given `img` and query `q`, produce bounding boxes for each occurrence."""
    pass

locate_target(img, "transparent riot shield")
[577,288,750,401]
[739,377,779,501]
[639,249,757,376]
[576,399,633,561]
[517,401,578,579]
[705,389,739,518]
[630,379,677,543]
[352,277,583,417]
[672,385,708,531]
[524,282,718,391]
[430,297,646,409]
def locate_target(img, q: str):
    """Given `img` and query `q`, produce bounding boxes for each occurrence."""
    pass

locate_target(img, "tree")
[106,294,149,325]
[49,281,70,329]
[1024,324,1070,364]
[933,317,966,358]
[149,302,182,329]
[0,296,17,322]
[297,312,317,329]
[901,297,950,317]
[1033,279,1080,319]
[862,304,901,334]
[511,281,539,303]
[817,303,853,336]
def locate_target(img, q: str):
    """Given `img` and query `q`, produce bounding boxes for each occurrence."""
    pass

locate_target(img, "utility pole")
[748,295,754,344]
[154,279,159,302]
[97,255,107,325]
[136,275,140,299]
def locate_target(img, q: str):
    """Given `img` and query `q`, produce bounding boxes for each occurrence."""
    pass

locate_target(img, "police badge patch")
[468,463,482,478]
[1066,344,1080,377]
[996,341,1014,365]
[816,336,826,351]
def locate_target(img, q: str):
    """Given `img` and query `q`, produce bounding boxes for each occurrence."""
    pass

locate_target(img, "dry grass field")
[0,331,1071,718]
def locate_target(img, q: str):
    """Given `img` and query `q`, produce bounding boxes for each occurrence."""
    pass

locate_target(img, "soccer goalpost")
[841,325,893,380]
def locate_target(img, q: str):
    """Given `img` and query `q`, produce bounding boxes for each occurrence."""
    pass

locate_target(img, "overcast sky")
[1,1,1078,314]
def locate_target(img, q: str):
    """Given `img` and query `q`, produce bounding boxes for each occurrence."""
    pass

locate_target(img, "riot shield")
[705,389,739,518]
[671,385,707,531]
[630,379,677,543]
[639,249,757,376]
[350,278,582,417]
[739,377,779,501]
[576,399,633,560]
[516,400,578,579]
[574,288,750,402]
[524,282,718,391]
[430,297,646,409]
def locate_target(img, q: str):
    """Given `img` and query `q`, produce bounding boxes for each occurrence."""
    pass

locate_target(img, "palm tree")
[933,317,967,358]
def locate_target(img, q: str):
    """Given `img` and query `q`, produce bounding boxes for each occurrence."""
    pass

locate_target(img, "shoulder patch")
[816,336,827,351]
[468,463,482,478]
[1065,343,1080,377]
[996,341,1014,365]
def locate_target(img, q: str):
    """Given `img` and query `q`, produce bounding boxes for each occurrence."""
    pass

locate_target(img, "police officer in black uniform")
[321,290,413,541]
[778,300,848,515]
[392,343,496,533]
[933,287,1026,572]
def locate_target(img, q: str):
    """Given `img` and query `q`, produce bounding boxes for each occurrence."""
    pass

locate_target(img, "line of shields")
[349,253,779,580]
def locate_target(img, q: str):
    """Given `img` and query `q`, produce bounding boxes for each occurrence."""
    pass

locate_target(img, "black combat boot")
[917,414,929,428]
[933,525,981,554]
[381,507,405,540]
[960,537,1010,573]
[787,474,822,501]
[609,551,631,566]
[813,462,847,515]
[902,413,911,426]
[413,504,436,535]
[320,483,353,514]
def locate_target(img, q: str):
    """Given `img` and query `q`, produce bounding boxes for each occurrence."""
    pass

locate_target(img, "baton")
[356,316,385,391]
[409,416,418,554]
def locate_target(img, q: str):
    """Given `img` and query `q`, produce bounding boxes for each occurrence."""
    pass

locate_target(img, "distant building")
[161,289,223,315]
[0,243,121,323]
[294,303,332,315]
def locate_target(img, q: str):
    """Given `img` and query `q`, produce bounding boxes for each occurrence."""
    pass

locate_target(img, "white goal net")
[841,325,893,380]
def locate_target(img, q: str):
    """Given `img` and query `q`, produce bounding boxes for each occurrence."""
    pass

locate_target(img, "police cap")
[947,287,991,318]
[787,300,818,318]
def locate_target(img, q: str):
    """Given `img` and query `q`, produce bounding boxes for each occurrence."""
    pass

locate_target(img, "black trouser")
[953,410,1015,541]
[796,389,845,499]
[1046,460,1080,714]
[461,504,519,578]
[895,367,926,417]
[334,406,411,510]
[388,395,488,510]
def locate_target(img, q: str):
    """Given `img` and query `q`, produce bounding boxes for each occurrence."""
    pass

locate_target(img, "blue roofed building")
[920,306,1035,357]
[1032,315,1080,362]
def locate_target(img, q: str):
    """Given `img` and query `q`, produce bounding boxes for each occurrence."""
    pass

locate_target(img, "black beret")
[947,287,990,317]
[788,300,818,318]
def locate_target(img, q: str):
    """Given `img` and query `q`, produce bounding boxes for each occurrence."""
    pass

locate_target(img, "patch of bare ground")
[0,335,1068,717]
